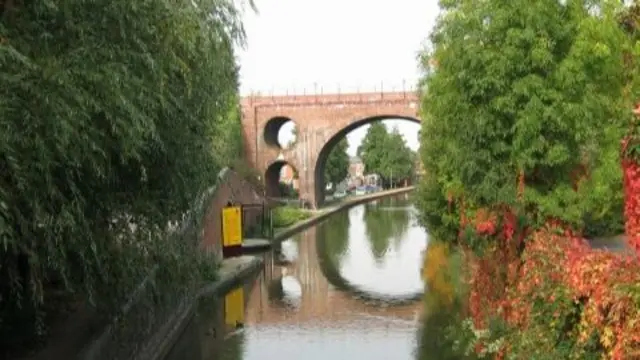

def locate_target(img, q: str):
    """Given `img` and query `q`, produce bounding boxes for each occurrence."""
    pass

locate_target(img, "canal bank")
[273,186,415,242]
[134,256,264,360]
[164,193,428,360]
[78,256,264,360]
[135,187,416,360]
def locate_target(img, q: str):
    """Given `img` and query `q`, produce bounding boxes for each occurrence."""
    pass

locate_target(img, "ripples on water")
[165,194,429,360]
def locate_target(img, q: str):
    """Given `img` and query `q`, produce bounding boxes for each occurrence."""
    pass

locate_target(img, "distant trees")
[358,123,416,187]
[324,138,350,188]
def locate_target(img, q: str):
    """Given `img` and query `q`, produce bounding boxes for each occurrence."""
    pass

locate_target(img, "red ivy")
[622,147,640,255]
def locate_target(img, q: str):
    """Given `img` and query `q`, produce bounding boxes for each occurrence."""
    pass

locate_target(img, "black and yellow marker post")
[222,205,243,257]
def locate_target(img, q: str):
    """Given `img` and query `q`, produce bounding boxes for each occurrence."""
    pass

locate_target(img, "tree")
[324,138,350,187]
[358,123,388,174]
[418,0,630,237]
[0,0,251,353]
[381,127,416,186]
[358,123,415,187]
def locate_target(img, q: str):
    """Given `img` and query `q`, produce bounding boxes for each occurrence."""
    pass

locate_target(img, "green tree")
[418,0,630,239]
[381,127,416,187]
[0,0,252,353]
[324,138,350,187]
[358,123,415,187]
[358,122,388,174]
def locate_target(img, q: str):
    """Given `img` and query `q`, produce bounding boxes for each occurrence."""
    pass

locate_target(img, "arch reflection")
[267,268,303,309]
[315,196,426,304]
[167,195,429,360]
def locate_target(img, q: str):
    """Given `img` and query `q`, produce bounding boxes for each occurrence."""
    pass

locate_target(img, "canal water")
[164,194,428,360]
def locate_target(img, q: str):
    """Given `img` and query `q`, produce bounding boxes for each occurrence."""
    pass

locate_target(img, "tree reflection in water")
[415,242,479,360]
[364,202,411,261]
[316,208,350,265]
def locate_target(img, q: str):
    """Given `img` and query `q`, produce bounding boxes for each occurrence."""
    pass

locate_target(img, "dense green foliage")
[417,0,632,240]
[324,138,349,187]
[0,0,249,354]
[415,1,640,359]
[277,182,299,198]
[317,209,350,264]
[271,206,311,228]
[358,123,416,187]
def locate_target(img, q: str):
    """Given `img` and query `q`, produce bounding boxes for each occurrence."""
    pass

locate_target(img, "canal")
[164,194,429,360]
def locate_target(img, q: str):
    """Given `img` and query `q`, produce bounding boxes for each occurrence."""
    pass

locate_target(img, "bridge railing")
[242,79,422,99]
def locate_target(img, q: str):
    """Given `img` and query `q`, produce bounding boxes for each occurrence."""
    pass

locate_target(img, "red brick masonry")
[241,91,421,207]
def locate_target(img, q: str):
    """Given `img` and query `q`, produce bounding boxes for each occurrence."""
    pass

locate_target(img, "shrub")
[271,206,311,228]
[0,0,250,354]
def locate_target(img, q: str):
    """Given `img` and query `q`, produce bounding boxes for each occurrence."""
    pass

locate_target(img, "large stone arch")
[313,115,420,207]
[241,91,421,208]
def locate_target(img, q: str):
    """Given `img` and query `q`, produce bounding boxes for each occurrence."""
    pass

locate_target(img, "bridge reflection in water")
[165,194,428,360]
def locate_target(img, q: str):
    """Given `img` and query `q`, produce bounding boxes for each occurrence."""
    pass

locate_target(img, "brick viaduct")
[240,91,421,208]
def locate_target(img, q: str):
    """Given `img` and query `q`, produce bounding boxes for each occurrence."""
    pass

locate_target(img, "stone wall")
[201,168,267,260]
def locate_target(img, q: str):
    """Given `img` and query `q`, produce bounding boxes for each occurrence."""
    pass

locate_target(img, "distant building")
[280,164,299,190]
[348,156,365,178]
[364,173,380,186]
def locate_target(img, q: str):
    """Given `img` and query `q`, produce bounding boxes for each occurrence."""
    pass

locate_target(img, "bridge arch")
[241,90,421,208]
[265,160,299,198]
[264,116,296,149]
[313,115,420,207]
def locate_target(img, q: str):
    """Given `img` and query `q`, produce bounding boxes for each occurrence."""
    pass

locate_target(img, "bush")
[231,159,265,195]
[271,206,311,228]
[0,0,249,355]
[278,182,299,198]
[418,0,630,244]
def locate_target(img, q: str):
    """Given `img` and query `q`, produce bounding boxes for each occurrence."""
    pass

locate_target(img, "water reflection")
[164,278,254,360]
[277,239,299,264]
[339,200,424,299]
[415,242,474,360]
[165,195,428,360]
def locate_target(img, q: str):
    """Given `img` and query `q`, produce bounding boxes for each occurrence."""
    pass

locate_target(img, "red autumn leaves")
[622,138,640,255]
[622,104,640,256]
[447,119,640,357]
[467,221,640,359]
[456,137,640,357]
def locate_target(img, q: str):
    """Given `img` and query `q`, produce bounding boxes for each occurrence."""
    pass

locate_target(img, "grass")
[271,206,312,228]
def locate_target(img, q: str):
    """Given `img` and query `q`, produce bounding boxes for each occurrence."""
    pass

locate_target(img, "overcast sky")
[236,0,439,156]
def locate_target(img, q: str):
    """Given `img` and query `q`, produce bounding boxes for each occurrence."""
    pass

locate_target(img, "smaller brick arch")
[263,116,295,149]
[313,115,420,207]
[265,160,299,198]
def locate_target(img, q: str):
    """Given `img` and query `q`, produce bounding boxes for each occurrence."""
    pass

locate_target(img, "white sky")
[236,0,440,156]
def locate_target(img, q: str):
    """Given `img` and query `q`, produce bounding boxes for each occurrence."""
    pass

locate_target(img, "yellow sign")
[224,287,245,327]
[222,206,242,247]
